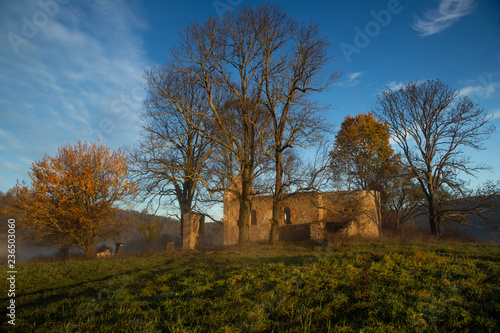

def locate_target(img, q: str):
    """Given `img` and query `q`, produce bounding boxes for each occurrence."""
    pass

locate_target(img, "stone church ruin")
[181,189,381,249]
[223,190,381,245]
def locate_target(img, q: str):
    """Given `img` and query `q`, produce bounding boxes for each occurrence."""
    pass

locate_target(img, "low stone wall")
[310,222,326,241]
[279,223,311,242]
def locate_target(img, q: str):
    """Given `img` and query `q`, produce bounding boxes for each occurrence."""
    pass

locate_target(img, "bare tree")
[130,66,214,247]
[256,3,339,243]
[171,4,280,244]
[155,3,337,244]
[384,168,423,230]
[374,80,496,237]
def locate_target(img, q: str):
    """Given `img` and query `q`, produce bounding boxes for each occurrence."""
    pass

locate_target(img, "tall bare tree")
[374,80,496,237]
[171,4,279,244]
[130,67,214,247]
[155,3,337,244]
[256,3,339,243]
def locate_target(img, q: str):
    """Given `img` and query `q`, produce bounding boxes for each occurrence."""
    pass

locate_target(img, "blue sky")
[1,0,500,197]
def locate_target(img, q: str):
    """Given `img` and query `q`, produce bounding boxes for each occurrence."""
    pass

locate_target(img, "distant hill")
[412,203,500,244]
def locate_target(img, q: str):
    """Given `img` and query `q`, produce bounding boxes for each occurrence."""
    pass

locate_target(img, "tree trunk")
[374,191,383,238]
[429,215,436,235]
[179,207,186,249]
[179,197,193,249]
[428,215,443,239]
[428,199,441,238]
[238,197,251,244]
[435,217,442,239]
[269,150,283,244]
[237,164,252,244]
[83,243,95,260]
[269,197,281,244]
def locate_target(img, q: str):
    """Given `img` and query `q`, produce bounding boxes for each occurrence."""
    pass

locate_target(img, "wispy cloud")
[0,0,150,190]
[383,80,430,92]
[412,0,475,37]
[334,71,364,87]
[386,81,406,91]
[459,73,500,100]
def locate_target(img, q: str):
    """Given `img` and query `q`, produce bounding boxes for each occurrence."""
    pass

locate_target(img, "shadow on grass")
[9,248,317,310]
[2,259,176,308]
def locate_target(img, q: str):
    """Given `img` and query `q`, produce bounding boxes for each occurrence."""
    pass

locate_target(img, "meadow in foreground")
[1,242,499,332]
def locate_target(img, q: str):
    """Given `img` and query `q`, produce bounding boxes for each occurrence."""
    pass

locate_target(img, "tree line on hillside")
[0,186,179,258]
[2,3,499,257]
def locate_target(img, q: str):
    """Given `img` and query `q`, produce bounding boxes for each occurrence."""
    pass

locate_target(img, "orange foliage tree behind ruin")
[11,141,137,259]
[330,113,399,191]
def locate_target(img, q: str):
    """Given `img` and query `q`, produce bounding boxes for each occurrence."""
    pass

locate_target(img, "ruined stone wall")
[321,190,380,237]
[223,190,380,245]
[282,193,322,225]
[224,193,323,244]
[279,223,311,242]
[249,195,273,243]
[355,190,381,237]
[310,221,327,241]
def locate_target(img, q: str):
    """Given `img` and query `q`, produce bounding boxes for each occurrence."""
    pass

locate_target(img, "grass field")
[1,242,499,332]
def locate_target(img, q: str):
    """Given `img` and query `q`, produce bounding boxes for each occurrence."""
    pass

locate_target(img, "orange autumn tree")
[12,141,137,259]
[330,113,399,191]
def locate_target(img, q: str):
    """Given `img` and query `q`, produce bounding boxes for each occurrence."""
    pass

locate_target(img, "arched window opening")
[284,207,292,225]
[251,209,257,226]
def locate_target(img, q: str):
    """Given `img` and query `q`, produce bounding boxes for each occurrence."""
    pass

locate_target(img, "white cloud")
[412,0,475,37]
[0,0,150,191]
[387,81,405,91]
[335,71,364,87]
[383,80,430,92]
[459,73,500,99]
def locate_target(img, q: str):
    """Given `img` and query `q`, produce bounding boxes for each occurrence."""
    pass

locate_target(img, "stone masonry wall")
[223,190,380,245]
[321,191,380,238]
[279,223,311,242]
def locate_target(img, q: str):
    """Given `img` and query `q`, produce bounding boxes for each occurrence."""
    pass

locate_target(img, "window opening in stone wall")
[284,207,292,224]
[251,209,257,226]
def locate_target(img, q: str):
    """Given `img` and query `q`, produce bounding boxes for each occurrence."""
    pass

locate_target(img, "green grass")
[1,242,500,332]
